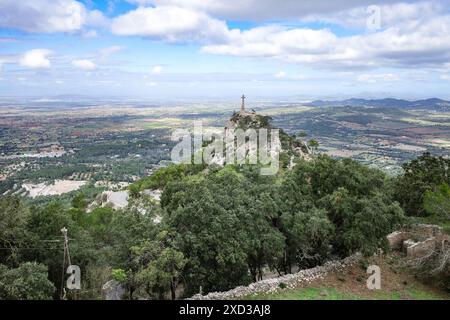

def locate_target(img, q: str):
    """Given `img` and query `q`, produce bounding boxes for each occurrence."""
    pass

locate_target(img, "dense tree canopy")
[4,153,447,300]
[0,196,30,264]
[0,262,55,300]
[158,156,405,294]
[394,152,450,216]
[424,183,450,220]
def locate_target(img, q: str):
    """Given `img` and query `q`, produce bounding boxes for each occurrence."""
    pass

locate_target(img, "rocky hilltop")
[225,109,272,130]
[224,107,312,165]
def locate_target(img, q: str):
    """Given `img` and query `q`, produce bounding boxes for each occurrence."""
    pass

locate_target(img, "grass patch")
[243,287,360,300]
[243,285,446,300]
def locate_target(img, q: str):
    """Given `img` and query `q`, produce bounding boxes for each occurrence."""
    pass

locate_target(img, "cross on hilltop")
[241,94,246,112]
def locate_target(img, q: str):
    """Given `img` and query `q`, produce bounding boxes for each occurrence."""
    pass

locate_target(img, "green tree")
[128,184,141,198]
[240,182,285,281]
[0,262,55,300]
[280,156,404,261]
[71,193,87,210]
[162,168,252,294]
[24,202,72,287]
[131,232,186,300]
[322,189,404,256]
[111,268,127,283]
[281,207,334,269]
[424,183,450,219]
[308,139,319,154]
[0,196,30,265]
[394,152,450,216]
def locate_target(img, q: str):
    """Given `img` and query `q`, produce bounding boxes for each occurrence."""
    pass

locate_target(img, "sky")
[1,0,450,100]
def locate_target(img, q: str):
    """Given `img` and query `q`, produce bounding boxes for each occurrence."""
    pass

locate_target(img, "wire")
[0,247,62,250]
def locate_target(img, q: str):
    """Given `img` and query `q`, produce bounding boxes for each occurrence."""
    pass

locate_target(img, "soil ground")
[245,253,450,300]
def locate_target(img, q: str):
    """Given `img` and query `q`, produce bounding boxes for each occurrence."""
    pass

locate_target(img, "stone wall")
[409,224,443,239]
[387,231,410,250]
[189,224,446,300]
[387,224,447,259]
[188,253,362,300]
[406,237,436,258]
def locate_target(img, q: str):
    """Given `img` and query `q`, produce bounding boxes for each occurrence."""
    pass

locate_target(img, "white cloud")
[115,1,450,72]
[111,6,232,43]
[0,0,107,33]
[98,46,124,60]
[202,26,341,60]
[302,1,443,29]
[0,37,18,43]
[151,66,163,74]
[20,49,52,69]
[82,30,98,38]
[201,12,450,70]
[72,59,97,70]
[126,0,154,5]
[274,71,286,78]
[141,0,404,21]
[357,73,400,83]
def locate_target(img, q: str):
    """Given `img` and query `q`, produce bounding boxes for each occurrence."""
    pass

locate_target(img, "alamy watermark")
[171,121,281,175]
[66,265,81,290]
[367,5,382,31]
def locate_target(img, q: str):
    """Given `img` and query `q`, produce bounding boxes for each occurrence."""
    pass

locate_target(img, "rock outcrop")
[223,109,311,162]
[102,280,126,300]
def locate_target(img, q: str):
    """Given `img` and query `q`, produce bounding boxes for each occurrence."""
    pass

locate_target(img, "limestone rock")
[387,231,410,250]
[405,237,437,259]
[102,280,126,300]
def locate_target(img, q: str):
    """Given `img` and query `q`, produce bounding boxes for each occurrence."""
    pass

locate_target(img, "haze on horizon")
[1,0,450,100]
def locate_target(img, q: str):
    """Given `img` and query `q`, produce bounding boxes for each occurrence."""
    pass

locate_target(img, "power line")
[0,247,62,250]
[0,237,74,250]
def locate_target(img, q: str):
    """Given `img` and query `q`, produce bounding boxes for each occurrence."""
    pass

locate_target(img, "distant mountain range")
[306,98,450,109]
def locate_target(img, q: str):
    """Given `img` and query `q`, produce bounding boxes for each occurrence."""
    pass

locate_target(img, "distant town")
[1,97,449,201]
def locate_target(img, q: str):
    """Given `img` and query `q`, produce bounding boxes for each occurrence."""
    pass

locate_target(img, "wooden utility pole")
[60,227,72,300]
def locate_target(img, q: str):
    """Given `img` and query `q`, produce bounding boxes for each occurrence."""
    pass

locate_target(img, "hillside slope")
[245,253,450,300]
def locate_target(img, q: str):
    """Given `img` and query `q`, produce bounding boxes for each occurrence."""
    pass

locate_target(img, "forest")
[0,153,449,299]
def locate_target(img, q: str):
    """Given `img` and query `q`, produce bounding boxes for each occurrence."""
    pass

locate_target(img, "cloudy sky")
[1,0,450,99]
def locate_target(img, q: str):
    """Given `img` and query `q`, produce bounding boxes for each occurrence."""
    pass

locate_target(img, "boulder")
[387,231,410,250]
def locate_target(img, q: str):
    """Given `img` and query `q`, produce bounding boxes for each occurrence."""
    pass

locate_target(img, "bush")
[394,153,450,216]
[0,262,55,300]
[111,269,127,283]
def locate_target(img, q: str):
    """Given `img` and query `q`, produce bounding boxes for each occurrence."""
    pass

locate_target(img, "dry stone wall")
[189,253,362,300]
[387,224,448,259]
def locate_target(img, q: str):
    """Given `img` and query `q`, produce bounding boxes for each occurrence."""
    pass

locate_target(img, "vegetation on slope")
[244,253,450,300]
[0,151,449,299]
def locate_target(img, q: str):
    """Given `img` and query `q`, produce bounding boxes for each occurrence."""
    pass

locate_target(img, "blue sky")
[1,0,450,99]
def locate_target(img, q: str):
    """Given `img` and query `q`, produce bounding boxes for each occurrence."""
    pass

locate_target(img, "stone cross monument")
[241,94,246,112]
